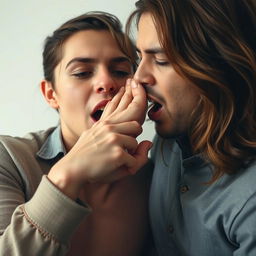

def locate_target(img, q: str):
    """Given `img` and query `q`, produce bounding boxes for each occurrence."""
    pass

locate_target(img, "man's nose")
[134,60,154,88]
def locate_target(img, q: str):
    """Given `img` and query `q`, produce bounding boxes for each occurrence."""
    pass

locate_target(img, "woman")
[0,12,153,256]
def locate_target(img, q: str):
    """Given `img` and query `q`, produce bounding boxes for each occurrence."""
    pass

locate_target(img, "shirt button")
[180,185,189,193]
[167,225,174,233]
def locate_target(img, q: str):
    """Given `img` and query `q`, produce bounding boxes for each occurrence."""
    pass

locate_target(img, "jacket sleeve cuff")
[24,175,91,243]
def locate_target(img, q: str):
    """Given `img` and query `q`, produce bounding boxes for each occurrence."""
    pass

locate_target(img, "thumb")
[128,140,153,174]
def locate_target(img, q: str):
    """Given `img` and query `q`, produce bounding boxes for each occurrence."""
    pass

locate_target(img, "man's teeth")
[148,100,162,113]
[148,102,154,109]
[148,99,158,108]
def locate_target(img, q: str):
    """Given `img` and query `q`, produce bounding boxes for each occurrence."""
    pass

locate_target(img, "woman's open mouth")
[91,100,110,122]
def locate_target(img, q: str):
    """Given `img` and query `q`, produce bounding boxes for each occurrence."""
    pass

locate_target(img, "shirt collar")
[175,136,208,169]
[37,126,66,160]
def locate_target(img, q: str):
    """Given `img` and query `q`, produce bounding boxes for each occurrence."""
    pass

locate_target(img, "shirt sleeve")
[230,191,256,256]
[0,144,91,256]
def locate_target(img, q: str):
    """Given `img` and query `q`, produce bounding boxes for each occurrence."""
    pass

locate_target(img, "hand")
[48,120,149,199]
[101,79,147,126]
[47,79,152,200]
[100,78,152,174]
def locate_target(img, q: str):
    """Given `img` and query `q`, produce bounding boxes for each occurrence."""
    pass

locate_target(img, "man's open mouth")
[148,96,162,113]
[147,96,163,120]
[148,101,162,113]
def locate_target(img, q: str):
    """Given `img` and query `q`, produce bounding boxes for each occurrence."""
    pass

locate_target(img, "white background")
[0,0,155,142]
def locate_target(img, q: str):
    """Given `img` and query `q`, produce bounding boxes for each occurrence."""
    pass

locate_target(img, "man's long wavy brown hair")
[127,0,256,183]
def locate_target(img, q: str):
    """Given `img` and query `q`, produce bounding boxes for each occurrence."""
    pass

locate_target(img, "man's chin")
[155,128,172,139]
[155,124,181,139]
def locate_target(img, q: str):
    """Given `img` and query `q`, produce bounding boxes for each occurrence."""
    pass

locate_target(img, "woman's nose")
[94,68,116,94]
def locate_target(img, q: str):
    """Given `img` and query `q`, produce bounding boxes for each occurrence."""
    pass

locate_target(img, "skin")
[134,13,199,138]
[41,29,151,199]
[42,30,133,150]
[40,29,152,256]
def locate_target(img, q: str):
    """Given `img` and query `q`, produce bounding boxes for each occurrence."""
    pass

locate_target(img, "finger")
[127,80,147,125]
[109,79,147,124]
[121,150,137,169]
[104,121,142,137]
[118,134,139,154]
[102,80,147,125]
[127,140,153,174]
[130,80,147,110]
[104,103,146,125]
[100,86,125,120]
[113,80,133,112]
[97,148,139,183]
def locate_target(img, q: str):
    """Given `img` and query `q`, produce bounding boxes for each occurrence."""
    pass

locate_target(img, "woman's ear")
[40,80,59,109]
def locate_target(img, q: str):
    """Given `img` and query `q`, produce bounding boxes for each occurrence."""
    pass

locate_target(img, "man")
[126,0,256,255]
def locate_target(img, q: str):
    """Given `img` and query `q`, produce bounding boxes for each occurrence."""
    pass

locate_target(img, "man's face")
[134,13,199,138]
[46,30,132,148]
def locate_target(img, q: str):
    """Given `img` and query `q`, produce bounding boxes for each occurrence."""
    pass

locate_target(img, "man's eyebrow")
[65,58,96,69]
[136,47,165,54]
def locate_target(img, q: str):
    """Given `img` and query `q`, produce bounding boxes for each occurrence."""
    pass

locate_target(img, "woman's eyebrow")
[65,56,130,69]
[110,56,130,64]
[65,57,96,69]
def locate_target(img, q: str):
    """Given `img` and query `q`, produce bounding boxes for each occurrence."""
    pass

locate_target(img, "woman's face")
[42,30,132,149]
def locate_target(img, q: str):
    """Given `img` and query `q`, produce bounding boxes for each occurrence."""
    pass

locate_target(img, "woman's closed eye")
[72,70,93,79]
[112,70,131,78]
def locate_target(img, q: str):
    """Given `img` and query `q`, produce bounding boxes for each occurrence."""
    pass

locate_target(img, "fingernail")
[126,78,131,85]
[131,80,138,88]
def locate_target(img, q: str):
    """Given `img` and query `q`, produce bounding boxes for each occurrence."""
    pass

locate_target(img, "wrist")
[47,167,82,200]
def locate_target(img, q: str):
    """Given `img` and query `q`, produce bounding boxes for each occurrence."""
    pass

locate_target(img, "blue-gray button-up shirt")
[37,126,66,160]
[150,136,256,256]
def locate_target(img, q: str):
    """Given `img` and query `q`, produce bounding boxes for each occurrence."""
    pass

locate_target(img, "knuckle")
[112,146,124,158]
[103,124,113,132]
[80,130,87,138]
[130,101,140,108]
[124,92,132,100]
[131,121,143,135]
[132,121,141,129]
[100,120,110,126]
[132,141,139,150]
[108,133,119,144]
[134,138,139,146]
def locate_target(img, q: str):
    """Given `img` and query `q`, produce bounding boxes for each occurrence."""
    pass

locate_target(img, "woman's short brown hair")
[43,11,137,85]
